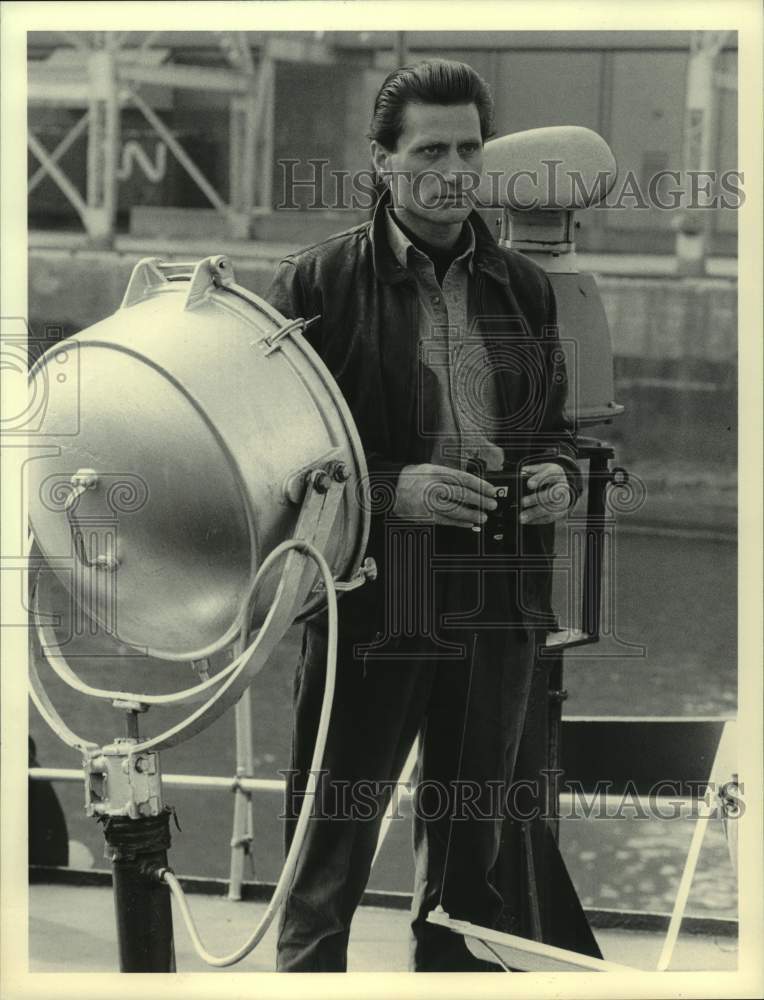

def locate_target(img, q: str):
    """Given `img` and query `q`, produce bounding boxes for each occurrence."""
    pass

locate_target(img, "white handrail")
[29,769,730,820]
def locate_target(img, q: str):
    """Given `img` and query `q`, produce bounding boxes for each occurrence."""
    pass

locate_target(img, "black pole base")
[100,809,177,972]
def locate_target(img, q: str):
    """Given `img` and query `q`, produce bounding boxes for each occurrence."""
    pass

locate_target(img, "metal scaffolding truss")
[27,31,277,242]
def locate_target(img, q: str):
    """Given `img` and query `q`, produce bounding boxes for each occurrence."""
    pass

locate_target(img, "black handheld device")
[466,459,529,551]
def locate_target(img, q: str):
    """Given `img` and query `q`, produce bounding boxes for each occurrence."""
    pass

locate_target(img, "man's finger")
[521,490,557,509]
[460,489,498,512]
[520,507,556,525]
[426,482,497,514]
[445,468,499,499]
[440,482,498,510]
[520,486,571,515]
[523,462,569,493]
[436,507,488,528]
[521,463,544,487]
[521,488,555,508]
[526,470,558,491]
[452,483,498,510]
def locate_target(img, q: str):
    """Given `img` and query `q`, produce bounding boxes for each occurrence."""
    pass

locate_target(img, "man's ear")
[370,140,392,183]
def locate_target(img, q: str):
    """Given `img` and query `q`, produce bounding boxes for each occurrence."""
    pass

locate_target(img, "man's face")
[372,102,484,227]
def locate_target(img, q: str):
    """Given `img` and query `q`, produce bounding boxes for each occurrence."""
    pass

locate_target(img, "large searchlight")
[27,255,376,970]
[479,125,623,427]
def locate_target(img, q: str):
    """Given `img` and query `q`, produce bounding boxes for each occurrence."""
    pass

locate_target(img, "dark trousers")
[277,566,539,972]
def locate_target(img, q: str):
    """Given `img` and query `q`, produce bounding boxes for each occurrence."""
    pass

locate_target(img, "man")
[266,58,582,972]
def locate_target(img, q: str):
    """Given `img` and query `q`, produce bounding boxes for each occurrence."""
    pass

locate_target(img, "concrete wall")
[28,246,737,472]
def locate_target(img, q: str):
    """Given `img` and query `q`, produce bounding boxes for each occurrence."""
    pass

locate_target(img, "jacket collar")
[369,187,510,286]
[385,205,476,276]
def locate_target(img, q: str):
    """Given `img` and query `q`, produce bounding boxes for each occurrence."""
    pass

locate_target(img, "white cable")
[161,537,338,967]
[30,530,317,711]
[30,528,264,707]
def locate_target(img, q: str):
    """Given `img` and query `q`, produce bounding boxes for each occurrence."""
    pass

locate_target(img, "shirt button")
[432,295,441,304]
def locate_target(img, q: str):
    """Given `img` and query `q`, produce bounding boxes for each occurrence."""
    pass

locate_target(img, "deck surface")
[28,883,737,974]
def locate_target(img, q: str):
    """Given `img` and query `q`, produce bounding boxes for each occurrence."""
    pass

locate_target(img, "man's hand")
[520,463,575,524]
[393,463,498,528]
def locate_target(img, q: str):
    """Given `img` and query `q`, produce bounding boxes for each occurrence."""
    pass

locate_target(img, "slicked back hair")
[368,58,496,151]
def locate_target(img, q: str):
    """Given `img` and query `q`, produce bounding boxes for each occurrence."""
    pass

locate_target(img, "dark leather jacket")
[265,191,581,640]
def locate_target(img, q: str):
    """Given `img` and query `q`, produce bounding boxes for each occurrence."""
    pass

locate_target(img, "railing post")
[85,36,120,245]
[228,677,256,900]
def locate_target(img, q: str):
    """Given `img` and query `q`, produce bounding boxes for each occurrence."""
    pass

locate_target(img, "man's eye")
[459,143,481,156]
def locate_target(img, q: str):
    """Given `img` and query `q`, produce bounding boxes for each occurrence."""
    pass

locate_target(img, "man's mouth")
[430,191,470,206]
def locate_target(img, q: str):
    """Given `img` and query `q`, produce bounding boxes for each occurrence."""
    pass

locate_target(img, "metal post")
[259,54,275,213]
[228,640,255,900]
[85,35,120,245]
[101,810,176,972]
[676,31,728,276]
[229,94,247,237]
[225,31,257,239]
[581,444,612,639]
[228,73,259,238]
[86,713,177,972]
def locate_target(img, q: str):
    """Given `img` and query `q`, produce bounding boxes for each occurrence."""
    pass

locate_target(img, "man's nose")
[441,149,463,184]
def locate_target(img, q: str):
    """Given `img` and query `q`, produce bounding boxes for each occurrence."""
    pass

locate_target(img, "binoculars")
[466,459,530,550]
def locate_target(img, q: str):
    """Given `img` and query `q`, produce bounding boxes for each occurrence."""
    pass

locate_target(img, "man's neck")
[390,207,465,250]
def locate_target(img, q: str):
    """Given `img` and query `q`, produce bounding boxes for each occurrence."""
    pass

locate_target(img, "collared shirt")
[385,209,502,472]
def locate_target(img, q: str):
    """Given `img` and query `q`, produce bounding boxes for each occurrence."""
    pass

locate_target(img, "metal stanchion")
[100,810,176,972]
[229,682,256,900]
[84,710,177,972]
